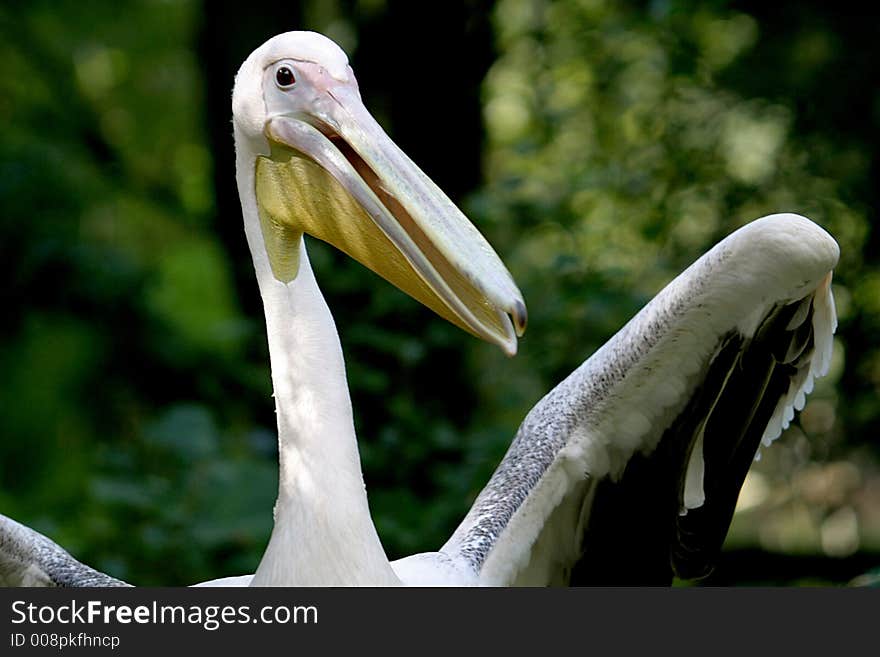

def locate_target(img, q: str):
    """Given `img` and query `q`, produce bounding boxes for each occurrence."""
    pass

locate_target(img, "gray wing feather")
[442,214,839,585]
[442,258,702,582]
[0,514,129,587]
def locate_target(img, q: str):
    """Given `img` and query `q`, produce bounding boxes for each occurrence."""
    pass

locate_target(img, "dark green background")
[1,0,877,585]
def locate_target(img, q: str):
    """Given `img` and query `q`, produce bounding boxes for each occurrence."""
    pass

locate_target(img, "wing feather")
[441,214,839,585]
[0,514,129,587]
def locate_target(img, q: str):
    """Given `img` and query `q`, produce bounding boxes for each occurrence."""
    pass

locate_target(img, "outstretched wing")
[0,513,129,586]
[441,214,839,585]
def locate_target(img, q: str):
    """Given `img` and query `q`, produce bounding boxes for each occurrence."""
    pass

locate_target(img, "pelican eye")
[275,66,296,88]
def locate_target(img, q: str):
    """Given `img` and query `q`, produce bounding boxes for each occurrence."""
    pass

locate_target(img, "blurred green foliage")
[0,0,877,585]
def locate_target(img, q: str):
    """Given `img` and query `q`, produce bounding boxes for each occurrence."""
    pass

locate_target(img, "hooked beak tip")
[513,299,528,337]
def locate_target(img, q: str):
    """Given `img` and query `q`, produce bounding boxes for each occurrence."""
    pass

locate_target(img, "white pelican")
[0,31,838,587]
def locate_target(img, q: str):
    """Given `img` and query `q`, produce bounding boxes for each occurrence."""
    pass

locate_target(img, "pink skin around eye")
[292,60,360,98]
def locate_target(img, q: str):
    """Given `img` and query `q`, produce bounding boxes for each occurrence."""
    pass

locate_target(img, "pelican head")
[232,31,526,354]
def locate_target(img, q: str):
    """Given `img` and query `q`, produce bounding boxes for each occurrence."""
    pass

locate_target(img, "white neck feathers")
[235,132,399,585]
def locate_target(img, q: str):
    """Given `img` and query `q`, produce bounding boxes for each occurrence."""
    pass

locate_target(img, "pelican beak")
[254,65,526,355]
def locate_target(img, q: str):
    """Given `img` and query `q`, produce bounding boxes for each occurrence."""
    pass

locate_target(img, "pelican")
[0,31,838,587]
